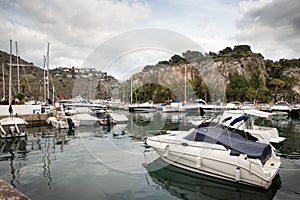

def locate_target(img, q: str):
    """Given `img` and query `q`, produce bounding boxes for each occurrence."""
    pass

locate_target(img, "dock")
[0,178,30,200]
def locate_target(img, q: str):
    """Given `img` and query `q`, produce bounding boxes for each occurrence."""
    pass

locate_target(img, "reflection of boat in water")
[131,113,154,127]
[0,137,27,187]
[272,115,291,128]
[162,112,186,123]
[0,137,27,160]
[145,158,281,200]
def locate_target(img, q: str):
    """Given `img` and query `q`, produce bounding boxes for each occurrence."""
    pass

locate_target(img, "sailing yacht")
[0,39,28,138]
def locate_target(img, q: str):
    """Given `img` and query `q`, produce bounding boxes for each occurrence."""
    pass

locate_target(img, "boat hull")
[147,131,281,189]
[0,117,28,138]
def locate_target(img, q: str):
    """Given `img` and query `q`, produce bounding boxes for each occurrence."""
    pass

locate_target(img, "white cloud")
[0,0,151,68]
[83,28,205,80]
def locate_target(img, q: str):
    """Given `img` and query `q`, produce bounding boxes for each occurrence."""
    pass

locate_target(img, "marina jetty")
[0,105,49,127]
[0,178,30,200]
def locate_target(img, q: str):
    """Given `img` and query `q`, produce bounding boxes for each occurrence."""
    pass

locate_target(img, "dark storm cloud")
[237,0,300,60]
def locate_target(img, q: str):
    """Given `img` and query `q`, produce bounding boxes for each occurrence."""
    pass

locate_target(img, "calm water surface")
[0,112,299,200]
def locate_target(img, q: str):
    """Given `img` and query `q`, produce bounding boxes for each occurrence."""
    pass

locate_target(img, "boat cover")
[184,127,271,164]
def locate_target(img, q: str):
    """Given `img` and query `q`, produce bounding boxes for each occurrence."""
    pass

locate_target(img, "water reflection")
[274,119,300,159]
[0,138,27,187]
[130,113,154,127]
[0,127,73,189]
[145,158,281,200]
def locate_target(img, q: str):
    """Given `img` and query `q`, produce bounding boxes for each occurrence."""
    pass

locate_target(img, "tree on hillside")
[270,78,285,102]
[256,86,272,103]
[182,50,205,63]
[190,76,208,101]
[249,71,262,89]
[281,75,298,102]
[218,47,232,55]
[169,55,188,65]
[226,73,249,102]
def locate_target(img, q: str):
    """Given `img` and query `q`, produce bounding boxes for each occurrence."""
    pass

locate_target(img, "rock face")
[215,56,267,86]
[130,55,268,102]
[283,68,300,94]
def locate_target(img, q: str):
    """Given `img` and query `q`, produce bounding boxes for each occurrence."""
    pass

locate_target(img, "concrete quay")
[0,178,30,200]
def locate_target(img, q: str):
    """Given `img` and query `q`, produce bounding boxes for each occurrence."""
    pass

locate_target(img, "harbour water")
[0,112,299,200]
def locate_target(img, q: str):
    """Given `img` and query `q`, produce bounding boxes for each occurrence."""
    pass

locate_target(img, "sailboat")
[0,39,28,138]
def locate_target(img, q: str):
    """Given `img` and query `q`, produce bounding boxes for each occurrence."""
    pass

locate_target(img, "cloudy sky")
[0,0,299,79]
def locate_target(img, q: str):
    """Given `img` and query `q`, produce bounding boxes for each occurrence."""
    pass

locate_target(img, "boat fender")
[235,167,241,182]
[163,145,170,158]
[196,157,202,169]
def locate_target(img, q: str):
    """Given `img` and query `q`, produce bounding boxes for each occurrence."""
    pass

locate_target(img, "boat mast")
[46,42,50,101]
[184,64,187,104]
[15,41,20,93]
[43,55,46,102]
[52,84,55,102]
[9,39,12,105]
[130,75,133,104]
[2,63,5,101]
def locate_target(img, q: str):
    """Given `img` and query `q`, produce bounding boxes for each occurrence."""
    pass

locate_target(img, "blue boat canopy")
[183,127,271,164]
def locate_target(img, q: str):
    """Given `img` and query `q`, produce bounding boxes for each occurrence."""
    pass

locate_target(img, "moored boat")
[217,109,285,143]
[146,126,281,189]
[271,101,291,113]
[0,117,28,138]
[128,102,157,113]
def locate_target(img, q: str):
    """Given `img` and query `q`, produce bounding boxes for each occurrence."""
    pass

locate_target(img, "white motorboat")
[46,116,79,129]
[0,117,28,138]
[107,111,129,124]
[146,127,281,189]
[270,101,291,113]
[217,109,285,143]
[70,113,101,126]
[128,102,157,113]
[181,99,207,113]
[46,105,80,129]
[162,104,179,112]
